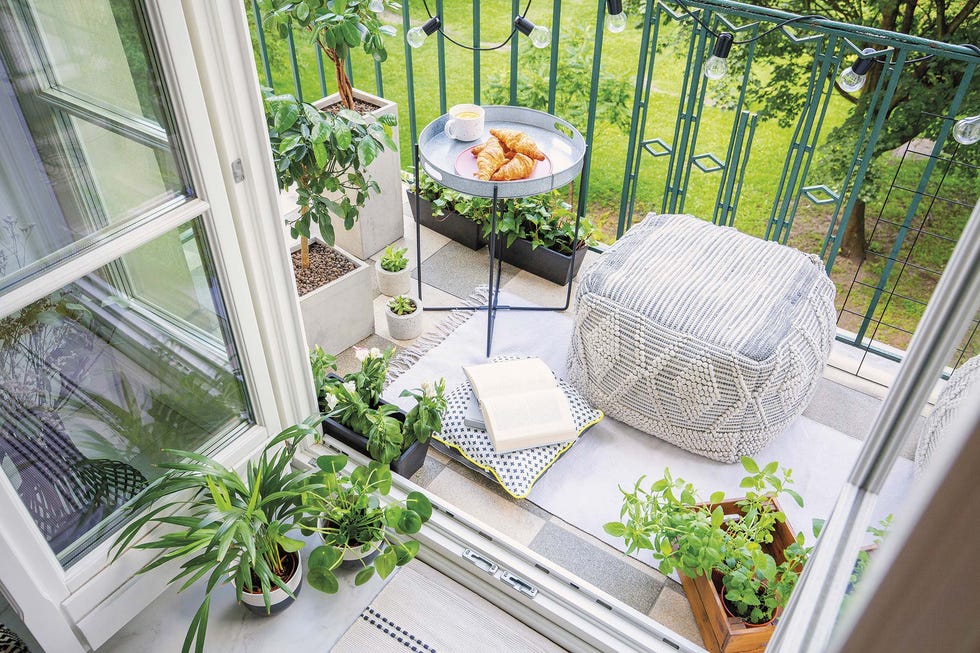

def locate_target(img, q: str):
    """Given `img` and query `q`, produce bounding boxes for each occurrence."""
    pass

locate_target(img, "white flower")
[421,381,434,398]
[324,393,338,410]
[354,347,368,362]
[369,347,382,359]
[342,381,356,394]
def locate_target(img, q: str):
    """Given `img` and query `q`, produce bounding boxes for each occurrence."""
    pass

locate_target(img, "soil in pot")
[240,549,302,616]
[292,241,356,295]
[319,97,382,115]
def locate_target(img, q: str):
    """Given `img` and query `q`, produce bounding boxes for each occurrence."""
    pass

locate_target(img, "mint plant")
[604,456,813,625]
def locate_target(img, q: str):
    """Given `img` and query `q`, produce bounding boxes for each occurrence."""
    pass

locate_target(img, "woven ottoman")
[567,214,836,462]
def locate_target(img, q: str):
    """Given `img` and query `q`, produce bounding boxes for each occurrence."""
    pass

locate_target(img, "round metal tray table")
[417,105,586,198]
[412,107,588,355]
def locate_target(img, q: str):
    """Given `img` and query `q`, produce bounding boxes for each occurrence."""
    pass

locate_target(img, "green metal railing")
[245,0,980,373]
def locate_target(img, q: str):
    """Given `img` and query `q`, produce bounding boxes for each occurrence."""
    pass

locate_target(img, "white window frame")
[0,2,315,651]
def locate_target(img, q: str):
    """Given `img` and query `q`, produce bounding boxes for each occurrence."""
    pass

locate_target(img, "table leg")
[413,143,423,300]
[486,185,499,357]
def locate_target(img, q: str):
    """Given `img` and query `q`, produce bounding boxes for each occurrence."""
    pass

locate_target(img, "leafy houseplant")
[376,245,410,297]
[384,294,423,340]
[263,0,397,112]
[263,88,396,262]
[303,453,432,592]
[110,418,322,653]
[604,457,810,653]
[313,347,446,476]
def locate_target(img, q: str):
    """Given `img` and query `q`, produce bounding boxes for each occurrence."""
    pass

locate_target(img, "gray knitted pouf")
[567,214,836,463]
[915,355,980,476]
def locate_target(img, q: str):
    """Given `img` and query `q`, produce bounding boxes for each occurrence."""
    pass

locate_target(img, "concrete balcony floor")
[329,192,925,647]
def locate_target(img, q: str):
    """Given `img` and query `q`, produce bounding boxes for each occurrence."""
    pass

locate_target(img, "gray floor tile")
[648,582,704,648]
[413,241,519,300]
[411,452,447,488]
[529,521,664,614]
[334,334,399,376]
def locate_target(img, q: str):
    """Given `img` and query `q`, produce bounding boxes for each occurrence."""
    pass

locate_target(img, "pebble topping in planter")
[292,241,356,295]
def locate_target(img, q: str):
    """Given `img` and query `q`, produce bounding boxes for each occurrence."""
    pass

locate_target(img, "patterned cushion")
[435,357,603,499]
[0,625,29,653]
[915,355,980,476]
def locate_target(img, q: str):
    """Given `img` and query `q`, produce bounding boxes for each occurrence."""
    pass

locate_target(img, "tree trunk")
[840,199,866,259]
[301,235,310,269]
[333,55,355,110]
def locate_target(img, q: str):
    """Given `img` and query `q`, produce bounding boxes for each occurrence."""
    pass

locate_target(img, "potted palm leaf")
[110,418,322,653]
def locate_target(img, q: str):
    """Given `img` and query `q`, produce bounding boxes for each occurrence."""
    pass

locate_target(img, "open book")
[463,358,577,453]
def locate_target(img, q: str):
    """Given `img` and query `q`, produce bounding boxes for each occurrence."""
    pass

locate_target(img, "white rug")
[383,290,910,552]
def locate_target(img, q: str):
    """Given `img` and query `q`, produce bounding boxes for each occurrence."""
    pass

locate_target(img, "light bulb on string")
[514,16,551,49]
[406,16,440,49]
[952,114,980,145]
[605,0,627,33]
[837,48,877,93]
[703,32,733,80]
[368,0,384,13]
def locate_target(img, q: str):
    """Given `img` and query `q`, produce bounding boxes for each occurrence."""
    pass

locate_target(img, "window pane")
[0,0,190,292]
[0,218,251,566]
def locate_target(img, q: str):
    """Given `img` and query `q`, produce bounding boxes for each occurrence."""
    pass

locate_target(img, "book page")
[463,358,556,400]
[480,387,576,452]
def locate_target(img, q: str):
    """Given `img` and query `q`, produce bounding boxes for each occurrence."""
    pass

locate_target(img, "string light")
[952,114,980,145]
[514,15,551,49]
[606,0,627,33]
[703,32,733,80]
[837,48,877,93]
[406,16,440,49]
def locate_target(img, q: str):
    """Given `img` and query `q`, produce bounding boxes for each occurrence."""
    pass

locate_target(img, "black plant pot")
[498,237,588,285]
[407,191,485,251]
[320,375,429,478]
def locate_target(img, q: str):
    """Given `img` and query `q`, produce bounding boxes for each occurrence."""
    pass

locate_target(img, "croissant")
[490,128,546,161]
[475,136,506,181]
[491,153,535,181]
[472,141,515,158]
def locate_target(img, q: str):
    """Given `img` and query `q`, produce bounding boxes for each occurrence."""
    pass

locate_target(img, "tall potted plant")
[264,89,393,353]
[110,418,322,653]
[264,0,404,259]
[604,457,812,653]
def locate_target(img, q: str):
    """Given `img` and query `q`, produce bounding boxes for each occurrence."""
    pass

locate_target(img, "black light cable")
[408,0,545,51]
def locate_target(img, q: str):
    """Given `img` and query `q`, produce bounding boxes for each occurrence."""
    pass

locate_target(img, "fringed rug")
[330,563,564,653]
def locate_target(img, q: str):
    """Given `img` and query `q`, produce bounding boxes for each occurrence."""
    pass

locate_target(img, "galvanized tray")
[417,105,586,198]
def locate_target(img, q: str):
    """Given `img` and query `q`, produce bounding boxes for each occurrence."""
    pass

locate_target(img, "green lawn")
[245,1,979,358]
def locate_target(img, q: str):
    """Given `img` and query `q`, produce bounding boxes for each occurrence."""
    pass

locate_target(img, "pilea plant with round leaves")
[303,454,432,591]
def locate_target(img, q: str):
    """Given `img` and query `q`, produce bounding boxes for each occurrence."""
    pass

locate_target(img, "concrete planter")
[375,259,411,297]
[314,89,403,260]
[385,297,423,341]
[294,238,374,355]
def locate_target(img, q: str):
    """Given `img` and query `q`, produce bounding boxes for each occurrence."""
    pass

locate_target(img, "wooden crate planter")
[678,499,797,653]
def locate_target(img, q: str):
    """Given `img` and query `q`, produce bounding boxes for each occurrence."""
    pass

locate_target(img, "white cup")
[444,104,485,142]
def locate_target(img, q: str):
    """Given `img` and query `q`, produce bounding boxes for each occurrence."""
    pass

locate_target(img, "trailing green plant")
[604,457,813,626]
[379,245,409,272]
[262,88,396,263]
[263,0,399,111]
[313,346,446,464]
[303,453,432,591]
[110,417,323,653]
[404,171,598,255]
[386,294,417,316]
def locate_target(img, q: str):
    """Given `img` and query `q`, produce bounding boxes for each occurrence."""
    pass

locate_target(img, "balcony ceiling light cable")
[416,0,534,52]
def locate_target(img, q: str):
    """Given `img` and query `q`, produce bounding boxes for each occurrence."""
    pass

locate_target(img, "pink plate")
[454,145,553,181]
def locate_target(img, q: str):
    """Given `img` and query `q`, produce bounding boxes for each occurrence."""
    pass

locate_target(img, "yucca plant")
[110,417,323,653]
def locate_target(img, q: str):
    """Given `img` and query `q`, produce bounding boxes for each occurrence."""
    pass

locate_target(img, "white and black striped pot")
[239,550,303,616]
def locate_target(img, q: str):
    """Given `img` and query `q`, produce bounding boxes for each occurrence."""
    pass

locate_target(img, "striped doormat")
[331,563,565,653]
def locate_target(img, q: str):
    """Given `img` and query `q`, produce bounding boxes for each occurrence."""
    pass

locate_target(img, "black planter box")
[498,237,588,285]
[407,191,485,251]
[320,375,429,479]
